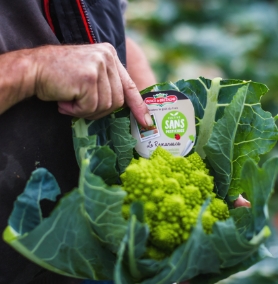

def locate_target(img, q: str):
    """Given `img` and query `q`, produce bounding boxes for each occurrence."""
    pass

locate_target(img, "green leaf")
[72,116,136,175]
[191,244,272,284]
[211,219,270,269]
[3,151,128,279]
[80,160,127,253]
[204,83,278,196]
[241,157,278,238]
[229,207,253,237]
[115,203,155,284]
[216,257,278,284]
[88,145,118,185]
[108,117,137,173]
[3,167,117,280]
[8,168,60,235]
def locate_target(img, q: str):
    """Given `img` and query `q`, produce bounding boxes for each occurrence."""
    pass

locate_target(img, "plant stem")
[195,77,222,159]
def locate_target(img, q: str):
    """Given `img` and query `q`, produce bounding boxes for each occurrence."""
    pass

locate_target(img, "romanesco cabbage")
[120,146,229,260]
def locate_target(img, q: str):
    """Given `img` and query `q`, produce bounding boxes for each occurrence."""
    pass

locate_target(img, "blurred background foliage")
[126,0,278,279]
[125,0,278,118]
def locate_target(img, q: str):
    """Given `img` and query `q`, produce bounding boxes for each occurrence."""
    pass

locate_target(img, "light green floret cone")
[202,197,230,234]
[120,146,230,260]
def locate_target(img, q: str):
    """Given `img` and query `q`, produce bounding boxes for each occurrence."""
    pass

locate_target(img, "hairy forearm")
[0,49,36,114]
[126,37,157,91]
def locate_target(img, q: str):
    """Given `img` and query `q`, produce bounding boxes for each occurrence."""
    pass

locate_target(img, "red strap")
[75,0,95,44]
[43,0,56,33]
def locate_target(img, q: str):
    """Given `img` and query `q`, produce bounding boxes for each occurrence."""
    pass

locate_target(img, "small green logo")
[162,111,188,139]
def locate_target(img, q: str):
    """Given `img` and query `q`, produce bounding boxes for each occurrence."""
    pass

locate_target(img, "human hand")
[33,43,152,127]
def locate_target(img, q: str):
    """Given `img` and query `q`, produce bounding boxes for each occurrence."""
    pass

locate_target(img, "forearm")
[0,49,36,114]
[126,37,157,91]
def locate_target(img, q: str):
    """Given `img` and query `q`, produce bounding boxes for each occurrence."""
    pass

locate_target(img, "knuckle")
[82,70,98,85]
[102,42,117,56]
[103,97,113,110]
[102,42,114,50]
[114,97,124,109]
[90,101,98,113]
[93,52,106,65]
[135,99,145,109]
[125,77,137,91]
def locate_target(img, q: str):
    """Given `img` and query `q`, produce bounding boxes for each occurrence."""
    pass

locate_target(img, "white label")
[130,90,196,158]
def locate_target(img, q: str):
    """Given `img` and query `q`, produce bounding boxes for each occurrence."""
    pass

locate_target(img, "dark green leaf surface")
[204,83,278,196]
[191,244,272,284]
[72,116,136,175]
[80,158,127,253]
[88,146,118,185]
[108,117,137,173]
[8,168,60,235]
[217,257,278,284]
[4,167,117,280]
[241,157,278,238]
[3,152,128,279]
[115,204,155,284]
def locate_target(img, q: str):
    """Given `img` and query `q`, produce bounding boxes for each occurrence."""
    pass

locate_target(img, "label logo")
[144,93,177,107]
[162,111,188,139]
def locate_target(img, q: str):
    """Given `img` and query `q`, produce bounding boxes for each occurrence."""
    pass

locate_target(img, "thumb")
[116,57,153,127]
[234,194,251,208]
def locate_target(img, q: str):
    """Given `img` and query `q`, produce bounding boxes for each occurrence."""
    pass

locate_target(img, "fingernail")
[144,113,153,126]
[245,199,251,208]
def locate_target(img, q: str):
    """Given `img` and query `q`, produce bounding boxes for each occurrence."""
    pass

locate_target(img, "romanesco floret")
[186,152,209,174]
[202,197,230,234]
[120,146,229,260]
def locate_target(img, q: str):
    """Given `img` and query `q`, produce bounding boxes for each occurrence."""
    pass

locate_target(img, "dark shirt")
[0,0,126,283]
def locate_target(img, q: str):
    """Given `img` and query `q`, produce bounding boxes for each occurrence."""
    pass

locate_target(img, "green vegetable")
[121,146,229,260]
[3,77,278,284]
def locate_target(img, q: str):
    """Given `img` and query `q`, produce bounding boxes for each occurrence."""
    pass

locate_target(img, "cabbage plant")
[3,77,278,284]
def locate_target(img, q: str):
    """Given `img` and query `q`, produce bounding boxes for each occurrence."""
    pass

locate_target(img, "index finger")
[115,56,153,128]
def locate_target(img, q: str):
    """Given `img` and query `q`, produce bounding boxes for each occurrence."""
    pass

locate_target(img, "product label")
[130,90,196,158]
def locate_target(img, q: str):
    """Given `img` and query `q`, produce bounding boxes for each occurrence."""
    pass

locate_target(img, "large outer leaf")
[3,169,117,280]
[8,168,60,235]
[3,147,128,280]
[191,245,272,284]
[216,257,278,284]
[141,78,278,197]
[239,157,278,238]
[204,83,278,197]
